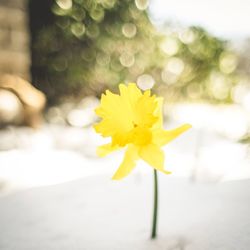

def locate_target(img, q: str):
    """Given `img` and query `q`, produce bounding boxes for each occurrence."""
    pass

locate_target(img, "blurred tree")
[29,0,165,103]
[158,26,240,103]
[29,0,241,104]
[29,0,55,98]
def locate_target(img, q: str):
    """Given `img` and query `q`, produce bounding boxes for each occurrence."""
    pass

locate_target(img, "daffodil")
[94,83,191,180]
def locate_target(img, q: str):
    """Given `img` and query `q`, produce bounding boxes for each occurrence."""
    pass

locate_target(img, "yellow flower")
[94,83,191,180]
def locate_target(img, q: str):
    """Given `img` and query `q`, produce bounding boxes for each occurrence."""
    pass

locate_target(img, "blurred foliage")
[239,135,250,144]
[31,0,165,103]
[31,0,242,104]
[157,26,240,103]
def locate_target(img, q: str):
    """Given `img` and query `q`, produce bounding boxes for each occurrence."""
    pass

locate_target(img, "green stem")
[151,169,158,239]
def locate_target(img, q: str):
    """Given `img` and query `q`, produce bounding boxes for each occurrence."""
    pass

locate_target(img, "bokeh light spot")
[122,23,137,38]
[90,8,104,22]
[56,0,72,10]
[166,57,184,75]
[219,52,238,74]
[179,29,196,44]
[71,23,86,37]
[208,72,230,100]
[119,52,135,67]
[137,74,155,90]
[135,0,148,10]
[160,37,179,56]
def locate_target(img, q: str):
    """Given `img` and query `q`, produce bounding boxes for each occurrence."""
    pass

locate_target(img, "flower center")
[132,126,152,146]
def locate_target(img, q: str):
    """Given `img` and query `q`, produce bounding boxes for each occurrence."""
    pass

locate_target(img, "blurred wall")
[0,0,30,80]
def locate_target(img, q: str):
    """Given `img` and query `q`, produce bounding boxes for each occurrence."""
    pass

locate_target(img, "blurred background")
[0,0,249,191]
[0,0,249,188]
[0,0,250,250]
[0,0,250,249]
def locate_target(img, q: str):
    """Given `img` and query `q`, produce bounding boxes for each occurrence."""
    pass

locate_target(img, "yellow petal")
[152,97,164,129]
[133,91,158,127]
[119,83,158,128]
[153,124,192,146]
[112,144,139,180]
[94,89,134,137]
[97,143,119,157]
[119,83,142,107]
[139,144,171,174]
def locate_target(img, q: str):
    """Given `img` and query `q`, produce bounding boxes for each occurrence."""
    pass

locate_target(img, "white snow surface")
[0,175,250,250]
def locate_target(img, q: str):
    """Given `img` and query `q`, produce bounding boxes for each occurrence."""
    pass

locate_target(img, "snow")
[0,175,250,249]
[0,121,249,194]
